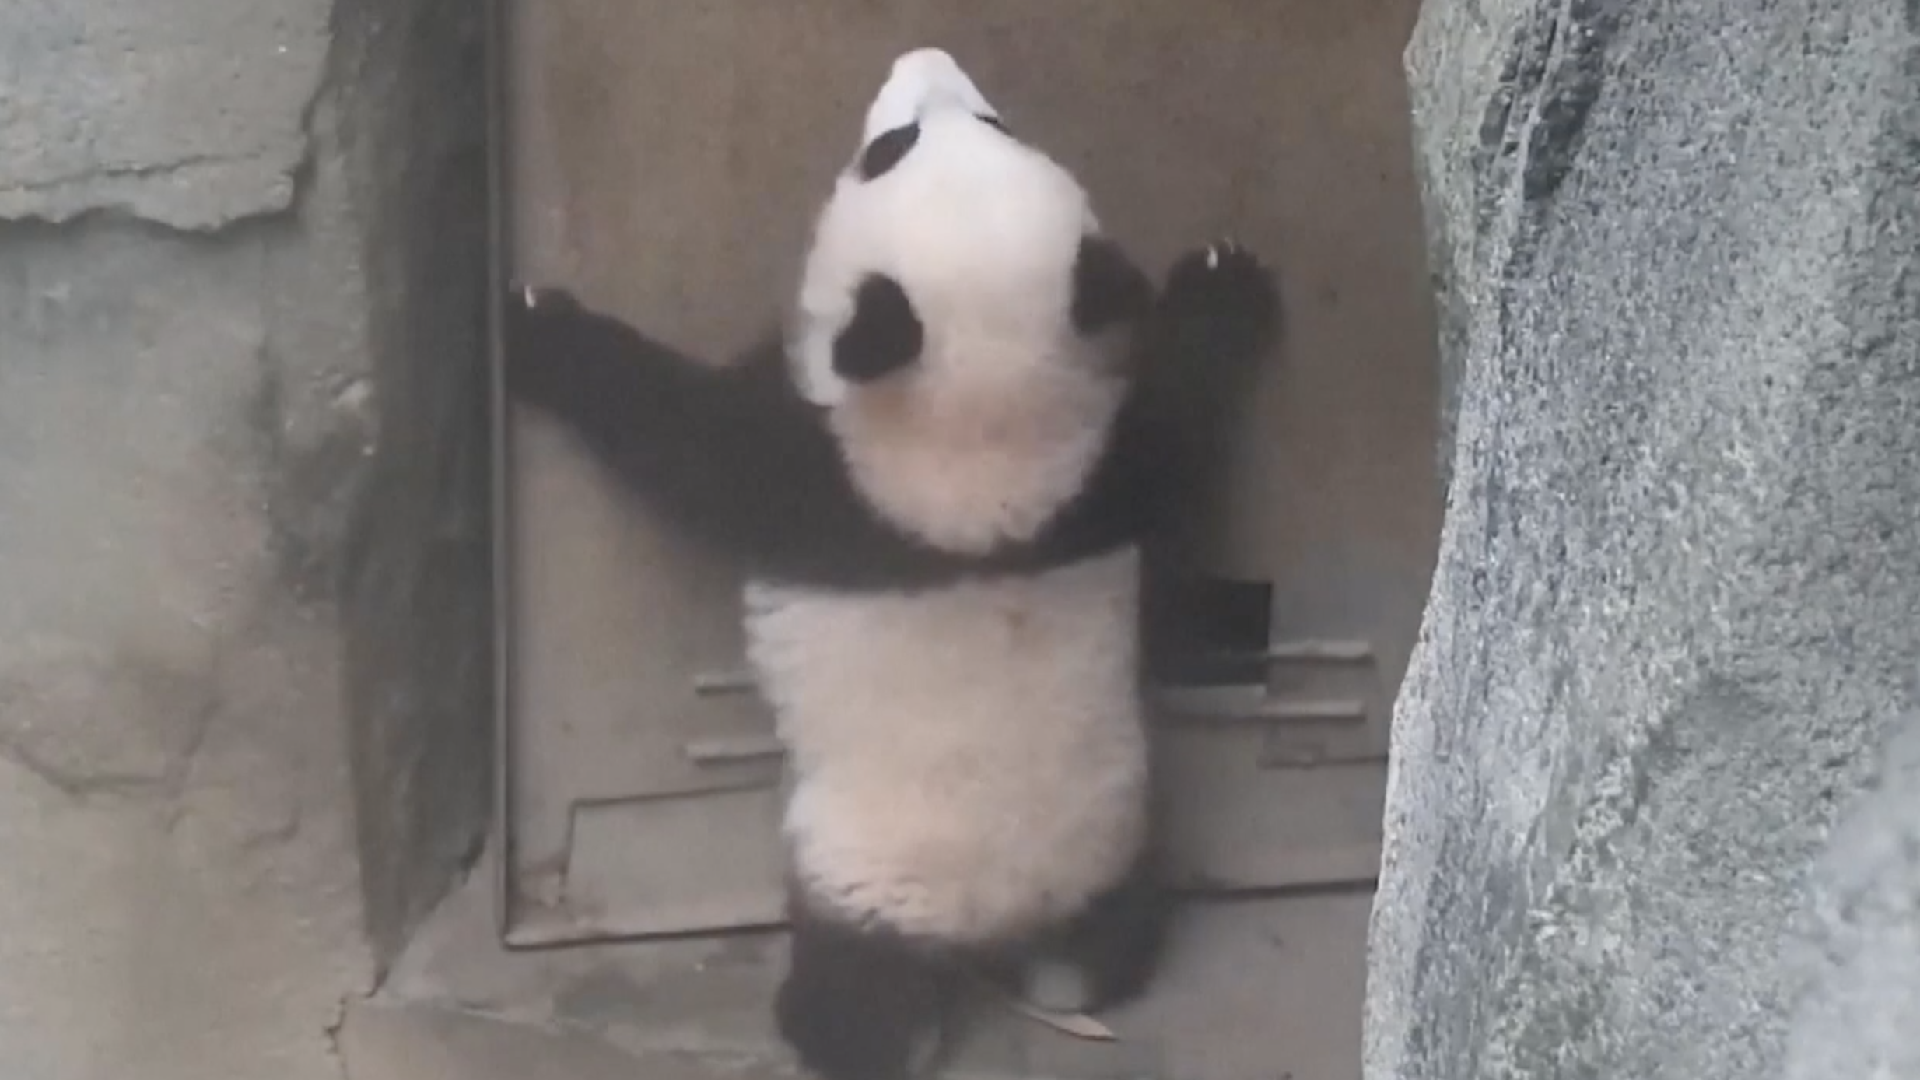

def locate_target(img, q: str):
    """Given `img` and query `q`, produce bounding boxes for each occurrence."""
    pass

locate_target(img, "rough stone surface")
[0,0,488,1074]
[1370,2,1920,1079]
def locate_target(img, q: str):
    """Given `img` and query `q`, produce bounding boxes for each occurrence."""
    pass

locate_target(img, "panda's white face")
[789,49,1134,556]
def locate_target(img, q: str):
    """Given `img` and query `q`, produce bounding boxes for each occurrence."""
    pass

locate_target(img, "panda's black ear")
[858,123,921,181]
[1072,235,1155,334]
[833,274,924,383]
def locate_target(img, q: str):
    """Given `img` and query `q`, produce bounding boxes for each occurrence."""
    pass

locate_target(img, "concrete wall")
[1371,0,1920,1078]
[0,0,488,1075]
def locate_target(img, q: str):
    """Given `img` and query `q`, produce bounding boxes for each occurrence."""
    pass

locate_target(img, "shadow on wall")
[333,0,495,966]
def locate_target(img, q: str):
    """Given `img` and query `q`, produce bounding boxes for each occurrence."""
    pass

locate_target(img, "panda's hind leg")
[778,905,955,1080]
[1019,854,1171,1016]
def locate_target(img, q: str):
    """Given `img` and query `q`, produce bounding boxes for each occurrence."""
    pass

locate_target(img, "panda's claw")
[1166,240,1276,310]
[502,284,590,390]
[507,282,582,315]
[1205,238,1258,268]
[1161,239,1281,364]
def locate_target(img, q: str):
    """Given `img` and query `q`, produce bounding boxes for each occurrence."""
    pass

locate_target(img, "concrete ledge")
[341,1000,795,1080]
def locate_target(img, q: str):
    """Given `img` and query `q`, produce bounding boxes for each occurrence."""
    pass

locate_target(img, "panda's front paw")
[1160,239,1281,364]
[503,280,585,353]
[500,282,590,401]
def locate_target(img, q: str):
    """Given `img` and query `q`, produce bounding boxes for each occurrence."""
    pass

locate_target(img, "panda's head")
[789,48,1154,554]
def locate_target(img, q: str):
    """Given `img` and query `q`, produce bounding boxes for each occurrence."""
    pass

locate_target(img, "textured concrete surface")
[0,1,329,229]
[0,0,487,1075]
[1370,1,1920,1078]
[0,164,370,1080]
[341,999,796,1080]
[372,855,1371,1080]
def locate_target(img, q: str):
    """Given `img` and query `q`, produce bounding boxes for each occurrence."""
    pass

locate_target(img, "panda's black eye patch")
[833,274,924,383]
[858,123,920,181]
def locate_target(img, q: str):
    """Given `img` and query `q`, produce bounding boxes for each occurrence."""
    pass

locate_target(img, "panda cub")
[505,47,1278,1080]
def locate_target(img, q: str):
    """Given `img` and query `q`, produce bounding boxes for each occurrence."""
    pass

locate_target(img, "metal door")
[493,0,1439,947]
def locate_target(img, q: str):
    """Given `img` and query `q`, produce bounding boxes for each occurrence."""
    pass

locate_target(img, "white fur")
[861,48,998,143]
[788,61,1118,554]
[827,350,1125,555]
[752,50,1150,951]
[745,546,1149,945]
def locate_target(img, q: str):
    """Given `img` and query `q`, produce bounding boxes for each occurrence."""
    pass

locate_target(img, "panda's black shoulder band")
[1071,236,1156,335]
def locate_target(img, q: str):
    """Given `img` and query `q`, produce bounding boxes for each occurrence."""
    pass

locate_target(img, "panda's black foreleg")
[1123,239,1282,553]
[502,283,765,543]
[777,907,955,1080]
[1019,853,1172,1016]
[501,283,866,571]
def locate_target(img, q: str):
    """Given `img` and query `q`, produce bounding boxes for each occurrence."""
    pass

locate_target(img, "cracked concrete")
[0,0,331,228]
[0,583,371,1080]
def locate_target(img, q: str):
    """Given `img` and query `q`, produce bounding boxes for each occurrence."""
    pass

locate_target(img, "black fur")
[1154,241,1281,383]
[1071,235,1156,334]
[778,904,955,1080]
[1030,851,1173,1012]
[502,239,1277,596]
[507,244,1273,1080]
[779,854,1166,1080]
[832,274,924,382]
[1124,241,1281,558]
[859,123,921,181]
[505,287,1139,589]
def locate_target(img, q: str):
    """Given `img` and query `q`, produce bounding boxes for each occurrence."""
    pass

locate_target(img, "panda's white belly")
[743,546,1149,945]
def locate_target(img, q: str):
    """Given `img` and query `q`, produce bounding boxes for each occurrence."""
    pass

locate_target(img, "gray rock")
[1370,1,1920,1079]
